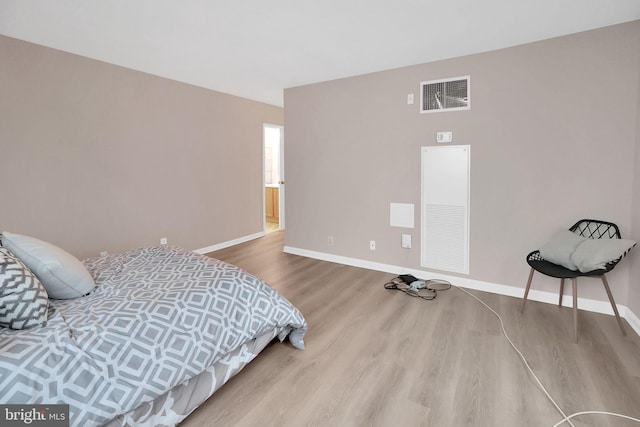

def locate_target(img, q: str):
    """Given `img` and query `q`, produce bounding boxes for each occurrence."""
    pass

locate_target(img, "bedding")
[106,328,279,426]
[0,245,307,427]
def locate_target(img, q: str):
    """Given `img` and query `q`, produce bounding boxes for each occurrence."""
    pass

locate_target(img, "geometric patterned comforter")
[0,246,307,427]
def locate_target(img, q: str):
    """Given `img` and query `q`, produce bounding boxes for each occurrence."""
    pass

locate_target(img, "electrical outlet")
[369,240,376,251]
[100,251,108,257]
[328,236,334,246]
[401,234,412,249]
[160,238,168,245]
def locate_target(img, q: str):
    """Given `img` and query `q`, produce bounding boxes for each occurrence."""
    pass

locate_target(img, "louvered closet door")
[421,145,470,274]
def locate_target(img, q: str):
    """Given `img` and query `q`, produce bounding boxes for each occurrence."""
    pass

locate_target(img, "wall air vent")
[421,145,470,274]
[420,76,470,113]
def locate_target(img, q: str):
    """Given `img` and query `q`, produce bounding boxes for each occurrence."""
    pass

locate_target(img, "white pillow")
[1,232,95,299]
[539,230,586,271]
[571,238,636,273]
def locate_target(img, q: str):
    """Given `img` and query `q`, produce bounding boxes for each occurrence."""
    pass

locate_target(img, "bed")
[0,233,307,427]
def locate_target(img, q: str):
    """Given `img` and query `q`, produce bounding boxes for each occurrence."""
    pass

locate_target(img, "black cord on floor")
[384,277,450,300]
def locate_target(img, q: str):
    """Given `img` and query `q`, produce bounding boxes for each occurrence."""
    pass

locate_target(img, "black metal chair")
[521,219,629,342]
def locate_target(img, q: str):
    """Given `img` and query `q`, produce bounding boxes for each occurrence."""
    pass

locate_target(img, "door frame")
[263,123,285,232]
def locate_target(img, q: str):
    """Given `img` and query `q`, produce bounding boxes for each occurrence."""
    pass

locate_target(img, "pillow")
[1,232,95,299]
[0,247,49,329]
[539,230,586,270]
[571,238,637,273]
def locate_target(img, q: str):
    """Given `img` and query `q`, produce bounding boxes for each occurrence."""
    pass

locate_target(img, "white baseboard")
[622,306,640,336]
[194,231,265,255]
[283,245,640,337]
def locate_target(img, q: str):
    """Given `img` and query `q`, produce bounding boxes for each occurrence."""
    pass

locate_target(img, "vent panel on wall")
[421,145,470,274]
[420,76,470,113]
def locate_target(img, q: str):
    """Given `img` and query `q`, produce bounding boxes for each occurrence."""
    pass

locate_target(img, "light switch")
[436,131,453,143]
[407,94,414,105]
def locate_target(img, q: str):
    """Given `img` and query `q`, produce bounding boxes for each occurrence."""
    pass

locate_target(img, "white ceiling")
[1,0,639,107]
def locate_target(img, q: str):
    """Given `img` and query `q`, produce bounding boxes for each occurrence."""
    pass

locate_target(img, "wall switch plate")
[160,238,168,245]
[369,240,376,250]
[407,93,414,105]
[401,234,412,249]
[436,131,453,143]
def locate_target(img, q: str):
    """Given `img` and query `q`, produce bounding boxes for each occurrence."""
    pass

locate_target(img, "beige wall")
[0,35,283,259]
[630,41,640,316]
[284,21,640,306]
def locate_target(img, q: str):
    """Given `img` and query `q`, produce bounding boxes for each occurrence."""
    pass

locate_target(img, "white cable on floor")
[552,411,640,427]
[455,285,640,427]
[453,285,576,427]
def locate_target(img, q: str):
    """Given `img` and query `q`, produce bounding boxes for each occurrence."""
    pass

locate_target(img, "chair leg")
[572,278,578,343]
[600,275,626,336]
[521,268,535,312]
[558,278,565,307]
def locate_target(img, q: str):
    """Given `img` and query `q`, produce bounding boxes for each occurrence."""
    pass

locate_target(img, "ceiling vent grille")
[420,76,470,113]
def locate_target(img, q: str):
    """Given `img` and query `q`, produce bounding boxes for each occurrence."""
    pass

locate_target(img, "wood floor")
[181,231,640,427]
[265,220,279,234]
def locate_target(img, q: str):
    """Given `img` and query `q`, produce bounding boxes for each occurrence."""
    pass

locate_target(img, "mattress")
[0,245,307,426]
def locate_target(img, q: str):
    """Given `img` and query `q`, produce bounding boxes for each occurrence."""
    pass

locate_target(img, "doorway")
[263,124,284,233]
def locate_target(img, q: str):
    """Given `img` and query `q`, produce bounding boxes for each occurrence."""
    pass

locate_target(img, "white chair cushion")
[539,230,586,271]
[571,238,636,273]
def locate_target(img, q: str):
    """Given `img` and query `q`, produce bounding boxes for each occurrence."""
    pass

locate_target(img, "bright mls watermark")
[1,405,69,426]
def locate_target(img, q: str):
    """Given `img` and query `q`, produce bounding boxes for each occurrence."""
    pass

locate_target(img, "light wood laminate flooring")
[181,231,640,427]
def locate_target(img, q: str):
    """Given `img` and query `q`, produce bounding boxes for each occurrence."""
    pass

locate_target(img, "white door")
[263,124,285,231]
[278,127,285,230]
